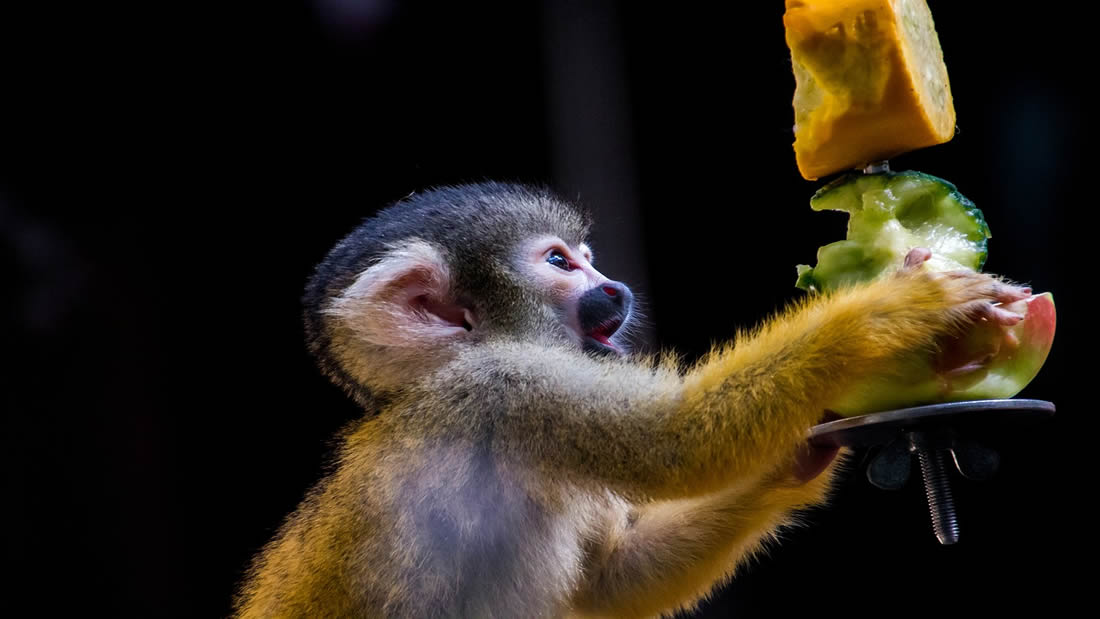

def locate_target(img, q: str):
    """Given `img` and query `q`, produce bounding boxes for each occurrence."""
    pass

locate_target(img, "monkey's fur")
[236,183,1021,617]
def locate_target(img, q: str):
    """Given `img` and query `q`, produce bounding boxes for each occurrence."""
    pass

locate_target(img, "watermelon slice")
[826,293,1056,416]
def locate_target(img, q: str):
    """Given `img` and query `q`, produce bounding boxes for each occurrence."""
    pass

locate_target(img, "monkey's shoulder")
[418,341,680,400]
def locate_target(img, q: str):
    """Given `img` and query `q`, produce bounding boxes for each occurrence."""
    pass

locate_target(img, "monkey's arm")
[436,269,1013,501]
[569,452,846,617]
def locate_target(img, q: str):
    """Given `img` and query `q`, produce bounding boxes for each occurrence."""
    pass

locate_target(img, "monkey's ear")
[324,240,474,348]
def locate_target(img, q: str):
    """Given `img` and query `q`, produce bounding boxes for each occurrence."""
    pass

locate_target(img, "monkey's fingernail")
[992,308,1024,325]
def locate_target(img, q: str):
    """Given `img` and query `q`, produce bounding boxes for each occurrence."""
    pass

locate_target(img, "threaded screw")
[916,448,959,545]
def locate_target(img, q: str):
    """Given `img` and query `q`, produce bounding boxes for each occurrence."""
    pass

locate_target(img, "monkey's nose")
[599,281,633,312]
[578,281,634,334]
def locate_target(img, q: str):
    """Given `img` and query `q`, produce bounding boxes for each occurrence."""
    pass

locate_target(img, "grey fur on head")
[302,182,593,411]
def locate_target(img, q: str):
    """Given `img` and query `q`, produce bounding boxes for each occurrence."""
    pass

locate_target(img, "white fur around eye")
[579,242,594,265]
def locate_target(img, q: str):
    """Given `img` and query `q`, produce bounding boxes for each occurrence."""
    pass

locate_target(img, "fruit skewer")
[784,0,1057,544]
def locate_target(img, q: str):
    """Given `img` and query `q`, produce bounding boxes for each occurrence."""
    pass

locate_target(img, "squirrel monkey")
[235,183,1029,617]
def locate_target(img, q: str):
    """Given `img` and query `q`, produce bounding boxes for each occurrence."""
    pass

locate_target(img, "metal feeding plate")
[806,398,1055,545]
[808,399,1056,449]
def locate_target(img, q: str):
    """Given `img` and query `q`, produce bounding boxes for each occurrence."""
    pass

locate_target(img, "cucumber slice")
[796,171,991,291]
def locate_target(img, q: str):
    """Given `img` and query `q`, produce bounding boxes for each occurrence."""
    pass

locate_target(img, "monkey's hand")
[668,247,1029,497]
[900,246,1030,329]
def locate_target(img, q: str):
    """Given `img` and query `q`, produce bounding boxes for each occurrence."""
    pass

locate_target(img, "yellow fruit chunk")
[784,0,955,180]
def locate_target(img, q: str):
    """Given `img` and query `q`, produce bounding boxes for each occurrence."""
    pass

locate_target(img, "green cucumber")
[795,171,991,291]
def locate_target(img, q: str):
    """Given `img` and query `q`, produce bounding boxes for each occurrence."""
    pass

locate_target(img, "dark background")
[4,1,1089,616]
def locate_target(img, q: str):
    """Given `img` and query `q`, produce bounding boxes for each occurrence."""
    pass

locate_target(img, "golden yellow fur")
[237,244,1010,618]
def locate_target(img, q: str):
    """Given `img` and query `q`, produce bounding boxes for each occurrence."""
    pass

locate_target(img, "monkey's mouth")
[584,318,623,354]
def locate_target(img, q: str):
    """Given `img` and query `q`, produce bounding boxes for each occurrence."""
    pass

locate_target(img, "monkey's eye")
[547,250,572,271]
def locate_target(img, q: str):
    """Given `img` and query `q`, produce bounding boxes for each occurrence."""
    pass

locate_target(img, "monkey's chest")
[397,459,605,617]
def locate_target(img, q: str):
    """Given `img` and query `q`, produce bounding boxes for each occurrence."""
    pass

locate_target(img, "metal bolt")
[916,447,959,545]
[861,160,891,174]
[811,400,1054,545]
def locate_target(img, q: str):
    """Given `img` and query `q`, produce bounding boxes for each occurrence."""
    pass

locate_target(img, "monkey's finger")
[940,271,996,302]
[961,301,1024,326]
[984,303,1025,326]
[942,272,1028,305]
[948,271,1030,301]
[994,284,1032,304]
[978,278,1031,304]
[791,442,840,484]
[903,247,932,270]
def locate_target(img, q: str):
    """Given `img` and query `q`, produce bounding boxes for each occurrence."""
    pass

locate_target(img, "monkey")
[234,182,1029,618]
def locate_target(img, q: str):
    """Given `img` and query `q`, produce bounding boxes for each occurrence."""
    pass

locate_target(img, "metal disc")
[808,399,1055,448]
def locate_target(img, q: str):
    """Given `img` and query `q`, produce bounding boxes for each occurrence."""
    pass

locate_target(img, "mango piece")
[784,0,956,180]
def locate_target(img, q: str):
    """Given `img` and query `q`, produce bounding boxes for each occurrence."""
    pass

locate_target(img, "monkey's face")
[306,184,618,402]
[517,235,634,357]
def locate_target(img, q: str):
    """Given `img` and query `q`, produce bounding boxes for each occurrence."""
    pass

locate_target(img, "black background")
[4,1,1089,616]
